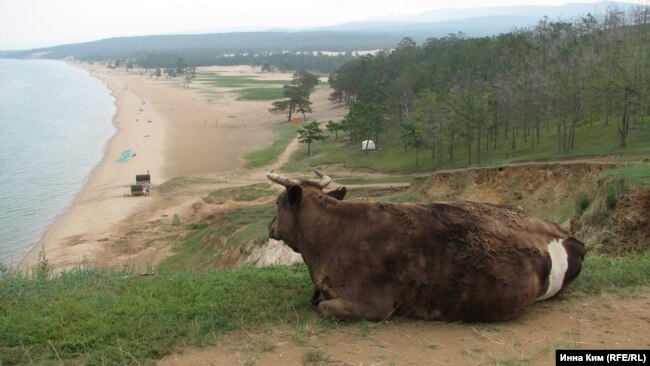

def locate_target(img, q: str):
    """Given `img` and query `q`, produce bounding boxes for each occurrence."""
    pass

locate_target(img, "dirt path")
[272,137,301,171]
[160,290,650,365]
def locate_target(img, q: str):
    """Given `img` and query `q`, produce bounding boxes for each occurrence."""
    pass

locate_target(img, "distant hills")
[365,1,633,22]
[311,1,640,39]
[308,16,540,38]
[0,1,640,60]
[0,32,404,59]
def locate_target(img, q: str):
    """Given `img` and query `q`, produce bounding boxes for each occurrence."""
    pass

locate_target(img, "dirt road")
[160,289,649,365]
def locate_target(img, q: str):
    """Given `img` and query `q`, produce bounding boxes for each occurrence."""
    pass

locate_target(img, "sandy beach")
[19,64,343,270]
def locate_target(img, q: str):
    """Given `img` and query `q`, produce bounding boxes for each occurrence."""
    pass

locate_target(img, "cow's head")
[267,171,346,253]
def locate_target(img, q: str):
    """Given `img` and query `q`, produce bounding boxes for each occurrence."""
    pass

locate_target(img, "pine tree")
[297,122,328,156]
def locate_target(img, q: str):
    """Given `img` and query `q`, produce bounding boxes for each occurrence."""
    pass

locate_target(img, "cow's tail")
[561,236,586,288]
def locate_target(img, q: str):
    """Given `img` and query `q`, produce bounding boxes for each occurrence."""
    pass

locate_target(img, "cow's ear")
[287,185,302,205]
[326,187,347,201]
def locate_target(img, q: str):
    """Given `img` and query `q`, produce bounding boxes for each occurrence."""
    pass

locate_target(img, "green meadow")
[2,253,648,365]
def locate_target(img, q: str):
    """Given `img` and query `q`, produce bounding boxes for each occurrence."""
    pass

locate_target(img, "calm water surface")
[0,59,115,266]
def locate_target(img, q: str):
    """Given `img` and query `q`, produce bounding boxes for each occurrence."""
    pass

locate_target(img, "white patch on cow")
[536,238,569,301]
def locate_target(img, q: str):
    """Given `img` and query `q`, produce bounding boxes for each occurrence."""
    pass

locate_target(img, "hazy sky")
[0,0,633,50]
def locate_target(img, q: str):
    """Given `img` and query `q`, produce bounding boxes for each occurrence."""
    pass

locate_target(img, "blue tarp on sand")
[116,149,133,163]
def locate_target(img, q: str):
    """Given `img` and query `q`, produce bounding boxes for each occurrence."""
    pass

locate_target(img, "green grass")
[601,163,650,186]
[194,73,290,104]
[280,120,650,173]
[2,252,648,365]
[243,122,298,168]
[159,204,276,271]
[196,74,288,88]
[0,265,312,365]
[569,253,650,293]
[235,87,284,101]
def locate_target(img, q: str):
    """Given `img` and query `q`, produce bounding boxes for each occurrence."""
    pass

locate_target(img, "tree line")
[328,6,650,167]
[129,51,357,73]
[12,31,402,74]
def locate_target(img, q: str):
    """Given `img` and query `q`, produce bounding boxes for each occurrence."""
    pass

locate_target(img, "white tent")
[361,140,376,151]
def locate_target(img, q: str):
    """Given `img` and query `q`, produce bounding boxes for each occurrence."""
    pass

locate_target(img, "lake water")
[0,59,115,267]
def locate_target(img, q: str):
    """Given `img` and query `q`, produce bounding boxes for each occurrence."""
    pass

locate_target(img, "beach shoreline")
[19,63,343,271]
[17,63,333,271]
[19,63,166,269]
[16,63,118,267]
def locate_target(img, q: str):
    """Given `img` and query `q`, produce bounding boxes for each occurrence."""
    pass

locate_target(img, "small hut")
[136,174,151,184]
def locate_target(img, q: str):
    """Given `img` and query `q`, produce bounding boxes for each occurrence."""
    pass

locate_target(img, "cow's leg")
[310,288,324,306]
[316,298,388,321]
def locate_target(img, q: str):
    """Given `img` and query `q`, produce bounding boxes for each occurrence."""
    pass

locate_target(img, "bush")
[605,180,626,210]
[576,193,592,214]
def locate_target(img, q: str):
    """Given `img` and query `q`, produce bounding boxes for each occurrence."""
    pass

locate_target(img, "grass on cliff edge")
[0,265,315,365]
[2,254,650,365]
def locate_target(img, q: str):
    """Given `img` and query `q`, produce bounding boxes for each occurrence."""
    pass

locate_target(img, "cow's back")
[325,200,576,321]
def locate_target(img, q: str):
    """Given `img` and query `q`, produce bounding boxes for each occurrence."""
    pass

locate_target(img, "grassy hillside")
[4,116,648,364]
[0,265,314,365]
[281,118,650,173]
[2,254,649,365]
[3,164,650,364]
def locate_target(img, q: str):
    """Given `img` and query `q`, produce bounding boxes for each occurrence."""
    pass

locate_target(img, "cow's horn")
[313,170,331,189]
[266,171,295,187]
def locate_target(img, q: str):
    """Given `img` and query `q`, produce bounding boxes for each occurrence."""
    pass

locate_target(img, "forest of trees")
[93,48,358,74]
[329,6,649,167]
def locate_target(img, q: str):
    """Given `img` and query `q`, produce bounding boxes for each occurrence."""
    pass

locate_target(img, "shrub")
[576,193,592,214]
[605,180,626,210]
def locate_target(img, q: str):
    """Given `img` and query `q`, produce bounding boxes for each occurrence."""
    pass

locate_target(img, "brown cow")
[267,171,586,321]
